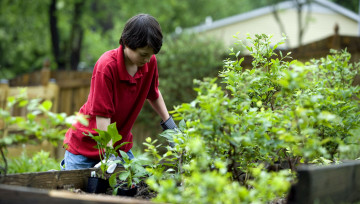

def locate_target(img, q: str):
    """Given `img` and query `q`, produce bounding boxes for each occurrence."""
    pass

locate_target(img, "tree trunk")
[272,4,290,48]
[49,0,65,70]
[296,0,312,47]
[68,0,85,70]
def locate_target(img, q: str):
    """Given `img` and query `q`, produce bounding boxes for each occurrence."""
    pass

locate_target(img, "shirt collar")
[117,45,149,84]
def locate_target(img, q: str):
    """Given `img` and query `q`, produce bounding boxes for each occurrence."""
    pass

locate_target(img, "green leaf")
[41,100,52,111]
[114,142,131,152]
[119,150,129,160]
[18,100,28,107]
[179,119,186,130]
[118,171,130,181]
[107,123,122,144]
[109,173,118,188]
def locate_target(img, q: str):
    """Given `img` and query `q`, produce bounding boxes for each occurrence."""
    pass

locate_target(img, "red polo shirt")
[64,45,159,160]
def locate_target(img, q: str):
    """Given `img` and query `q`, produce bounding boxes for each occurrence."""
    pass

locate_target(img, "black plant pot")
[86,177,109,194]
[117,184,138,197]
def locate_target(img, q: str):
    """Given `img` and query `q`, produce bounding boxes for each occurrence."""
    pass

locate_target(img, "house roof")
[186,0,359,33]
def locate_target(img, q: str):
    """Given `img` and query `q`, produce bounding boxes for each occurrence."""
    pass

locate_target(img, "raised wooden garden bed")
[288,160,360,204]
[0,167,152,204]
[1,161,360,203]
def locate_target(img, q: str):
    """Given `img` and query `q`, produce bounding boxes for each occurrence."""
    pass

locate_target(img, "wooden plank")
[0,184,152,204]
[287,160,360,204]
[6,141,58,159]
[8,83,59,103]
[46,82,59,113]
[0,81,9,109]
[353,162,360,201]
[1,167,125,190]
[73,87,88,112]
[1,168,100,190]
[56,79,91,89]
[60,88,73,115]
[0,81,9,130]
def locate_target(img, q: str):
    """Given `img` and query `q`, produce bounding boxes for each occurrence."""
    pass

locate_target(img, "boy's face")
[124,46,154,67]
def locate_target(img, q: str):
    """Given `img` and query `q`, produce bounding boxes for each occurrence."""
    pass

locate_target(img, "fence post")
[0,79,9,110]
[0,79,9,134]
[41,59,51,86]
[47,78,59,113]
[331,23,340,50]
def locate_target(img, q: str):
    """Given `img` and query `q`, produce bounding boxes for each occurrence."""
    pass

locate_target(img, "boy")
[61,14,177,170]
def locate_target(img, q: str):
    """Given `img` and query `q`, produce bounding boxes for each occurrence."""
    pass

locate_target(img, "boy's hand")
[160,115,178,147]
[160,115,178,131]
[94,154,120,174]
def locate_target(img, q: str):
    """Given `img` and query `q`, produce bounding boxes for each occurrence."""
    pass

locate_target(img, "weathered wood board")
[1,168,101,190]
[287,160,360,204]
[0,184,152,204]
[0,167,152,203]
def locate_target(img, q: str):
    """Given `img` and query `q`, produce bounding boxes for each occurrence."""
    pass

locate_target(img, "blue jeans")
[60,150,135,170]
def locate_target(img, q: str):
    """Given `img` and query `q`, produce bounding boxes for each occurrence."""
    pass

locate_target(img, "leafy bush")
[7,150,59,174]
[0,89,87,175]
[143,34,360,203]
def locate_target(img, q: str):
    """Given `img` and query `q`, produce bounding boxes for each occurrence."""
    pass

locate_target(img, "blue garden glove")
[160,115,178,147]
[160,115,178,130]
[94,154,121,174]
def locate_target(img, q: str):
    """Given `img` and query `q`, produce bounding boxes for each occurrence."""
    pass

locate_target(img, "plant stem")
[0,147,7,177]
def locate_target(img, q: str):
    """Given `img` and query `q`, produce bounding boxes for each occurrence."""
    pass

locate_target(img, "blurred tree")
[49,0,87,70]
[0,0,357,77]
[0,0,50,79]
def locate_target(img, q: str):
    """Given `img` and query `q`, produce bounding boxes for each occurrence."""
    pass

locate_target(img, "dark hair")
[119,14,163,54]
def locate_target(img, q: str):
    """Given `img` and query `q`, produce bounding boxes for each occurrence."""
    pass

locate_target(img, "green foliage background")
[0,0,357,78]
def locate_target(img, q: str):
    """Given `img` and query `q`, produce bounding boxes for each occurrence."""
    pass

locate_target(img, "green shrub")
[143,34,360,203]
[0,89,88,175]
[7,150,59,174]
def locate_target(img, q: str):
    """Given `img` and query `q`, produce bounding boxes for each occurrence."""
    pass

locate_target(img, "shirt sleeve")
[146,57,160,101]
[88,68,115,118]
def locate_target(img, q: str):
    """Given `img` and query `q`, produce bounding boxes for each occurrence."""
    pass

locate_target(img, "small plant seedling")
[109,150,149,195]
[87,122,129,179]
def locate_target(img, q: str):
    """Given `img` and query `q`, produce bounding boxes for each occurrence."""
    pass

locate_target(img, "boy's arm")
[96,116,111,146]
[148,91,178,132]
[147,90,170,122]
[96,116,111,131]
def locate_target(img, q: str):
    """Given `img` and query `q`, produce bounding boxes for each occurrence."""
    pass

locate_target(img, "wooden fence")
[9,67,92,116]
[0,65,92,159]
[0,80,59,114]
[0,77,61,158]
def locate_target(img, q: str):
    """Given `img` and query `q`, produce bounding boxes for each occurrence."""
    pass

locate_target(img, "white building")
[185,0,359,49]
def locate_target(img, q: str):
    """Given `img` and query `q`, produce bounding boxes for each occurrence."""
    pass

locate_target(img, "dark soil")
[66,180,156,200]
[106,180,157,200]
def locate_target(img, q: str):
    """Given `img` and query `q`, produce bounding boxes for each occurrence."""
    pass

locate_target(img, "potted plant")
[109,150,149,197]
[86,122,128,194]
